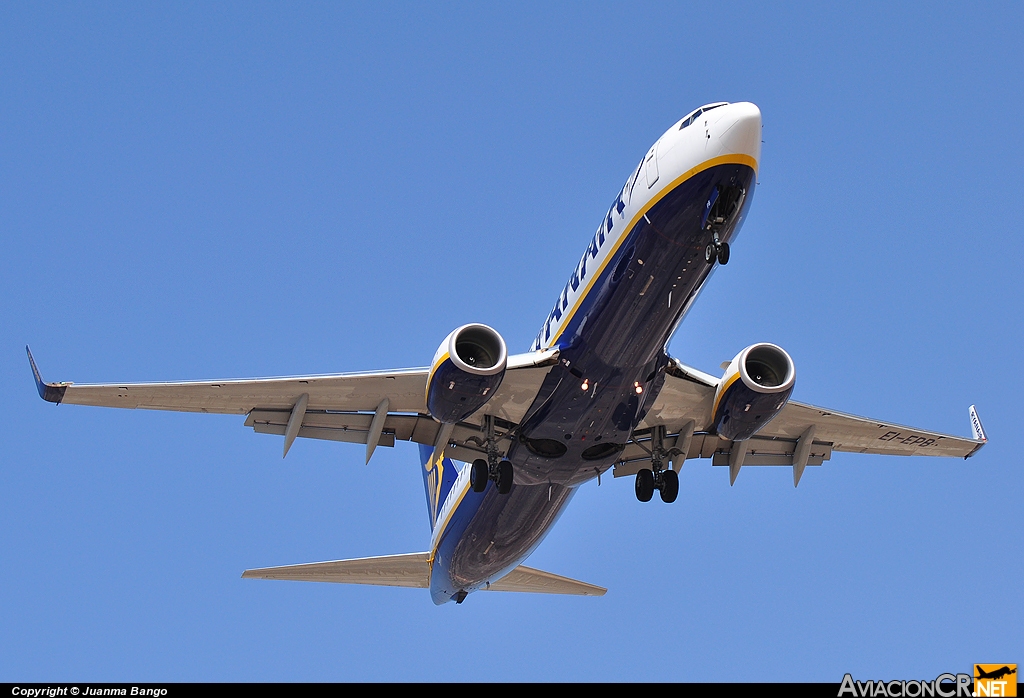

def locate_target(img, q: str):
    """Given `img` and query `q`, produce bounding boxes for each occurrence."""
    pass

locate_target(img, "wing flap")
[613,432,833,477]
[484,565,606,596]
[242,410,499,461]
[241,552,430,588]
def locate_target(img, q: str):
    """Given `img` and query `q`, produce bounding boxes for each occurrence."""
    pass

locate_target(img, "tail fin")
[419,443,461,529]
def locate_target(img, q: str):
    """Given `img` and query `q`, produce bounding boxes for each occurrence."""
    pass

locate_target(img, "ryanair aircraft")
[28,102,988,605]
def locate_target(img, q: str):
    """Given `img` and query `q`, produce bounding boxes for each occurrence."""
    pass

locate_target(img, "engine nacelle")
[426,323,508,424]
[712,343,796,441]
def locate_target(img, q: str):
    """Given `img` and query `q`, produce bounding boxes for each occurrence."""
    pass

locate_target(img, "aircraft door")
[645,143,659,189]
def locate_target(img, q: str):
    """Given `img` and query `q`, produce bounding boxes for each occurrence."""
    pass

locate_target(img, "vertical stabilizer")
[418,443,461,529]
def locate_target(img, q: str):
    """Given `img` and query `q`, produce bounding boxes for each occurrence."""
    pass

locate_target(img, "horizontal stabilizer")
[243,554,606,596]
[485,565,606,596]
[242,552,430,588]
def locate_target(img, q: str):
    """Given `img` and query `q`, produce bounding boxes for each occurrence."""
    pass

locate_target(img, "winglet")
[969,405,987,442]
[965,405,988,458]
[26,346,68,404]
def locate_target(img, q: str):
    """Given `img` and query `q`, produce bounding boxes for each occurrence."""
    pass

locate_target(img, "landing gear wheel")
[470,459,488,493]
[496,459,514,495]
[635,469,655,502]
[717,242,730,265]
[705,243,717,264]
[660,469,679,503]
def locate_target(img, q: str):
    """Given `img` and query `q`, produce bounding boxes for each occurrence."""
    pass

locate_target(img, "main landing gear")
[471,415,514,495]
[471,458,513,494]
[634,425,679,503]
[635,468,678,503]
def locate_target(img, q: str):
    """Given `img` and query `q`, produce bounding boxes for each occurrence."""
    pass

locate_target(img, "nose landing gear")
[702,184,745,266]
[705,233,730,266]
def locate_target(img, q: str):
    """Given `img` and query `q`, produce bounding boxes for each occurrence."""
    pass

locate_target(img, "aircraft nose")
[716,102,762,167]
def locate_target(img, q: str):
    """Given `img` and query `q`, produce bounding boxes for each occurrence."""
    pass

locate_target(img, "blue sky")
[2,2,1021,682]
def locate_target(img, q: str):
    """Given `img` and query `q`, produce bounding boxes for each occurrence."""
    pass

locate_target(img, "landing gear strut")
[634,425,679,503]
[472,415,514,495]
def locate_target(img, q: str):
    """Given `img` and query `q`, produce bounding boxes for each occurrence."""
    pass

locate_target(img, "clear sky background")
[2,2,1021,683]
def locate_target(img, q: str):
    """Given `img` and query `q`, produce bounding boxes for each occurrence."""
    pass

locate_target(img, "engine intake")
[426,324,507,424]
[712,343,795,441]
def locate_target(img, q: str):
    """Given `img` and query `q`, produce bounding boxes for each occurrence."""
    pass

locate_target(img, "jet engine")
[712,343,795,441]
[426,323,508,424]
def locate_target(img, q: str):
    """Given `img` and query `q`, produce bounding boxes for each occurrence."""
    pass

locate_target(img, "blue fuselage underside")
[430,162,756,603]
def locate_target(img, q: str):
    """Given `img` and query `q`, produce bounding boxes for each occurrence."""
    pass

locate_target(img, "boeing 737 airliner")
[28,102,987,604]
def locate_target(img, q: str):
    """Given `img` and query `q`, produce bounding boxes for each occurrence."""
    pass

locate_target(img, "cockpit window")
[679,102,728,130]
[679,109,702,130]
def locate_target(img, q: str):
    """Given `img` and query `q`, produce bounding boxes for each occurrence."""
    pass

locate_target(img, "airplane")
[976,666,1016,681]
[28,101,988,605]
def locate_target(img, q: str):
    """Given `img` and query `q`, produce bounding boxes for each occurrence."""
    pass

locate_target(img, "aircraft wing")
[635,357,985,467]
[29,346,983,465]
[752,400,985,458]
[27,345,558,460]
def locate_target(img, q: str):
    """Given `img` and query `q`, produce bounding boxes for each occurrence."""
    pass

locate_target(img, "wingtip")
[969,404,988,443]
[26,346,67,404]
[963,405,987,459]
[26,345,46,399]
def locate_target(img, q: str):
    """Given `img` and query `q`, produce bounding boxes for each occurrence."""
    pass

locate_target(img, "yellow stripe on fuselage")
[548,153,758,347]
[430,475,471,560]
